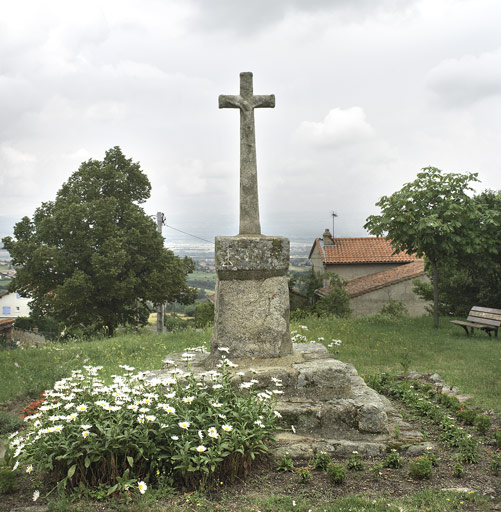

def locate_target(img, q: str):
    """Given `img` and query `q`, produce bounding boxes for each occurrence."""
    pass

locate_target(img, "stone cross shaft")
[219,72,275,235]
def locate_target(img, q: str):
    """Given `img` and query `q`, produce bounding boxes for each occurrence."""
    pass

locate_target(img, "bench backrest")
[467,306,501,327]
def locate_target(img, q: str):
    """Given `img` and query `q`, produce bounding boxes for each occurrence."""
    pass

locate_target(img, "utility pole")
[156,212,166,334]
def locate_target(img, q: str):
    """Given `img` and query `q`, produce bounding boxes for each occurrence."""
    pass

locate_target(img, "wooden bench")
[450,306,501,337]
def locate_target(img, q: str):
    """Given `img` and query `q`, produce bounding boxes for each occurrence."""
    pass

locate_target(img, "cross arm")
[252,95,275,109]
[219,95,242,109]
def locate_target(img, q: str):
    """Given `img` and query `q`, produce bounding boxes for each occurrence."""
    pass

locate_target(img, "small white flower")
[183,396,195,404]
[212,384,223,390]
[138,481,147,494]
[13,460,19,471]
[26,464,33,473]
[171,435,179,440]
[33,490,40,502]
[196,445,207,452]
[291,425,296,434]
[218,346,230,353]
[76,404,87,412]
[178,421,190,429]
[221,424,233,432]
[274,410,282,418]
[82,430,90,438]
[145,415,156,422]
[198,430,204,440]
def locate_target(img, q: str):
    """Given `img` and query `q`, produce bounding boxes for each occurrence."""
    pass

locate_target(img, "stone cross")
[219,72,275,235]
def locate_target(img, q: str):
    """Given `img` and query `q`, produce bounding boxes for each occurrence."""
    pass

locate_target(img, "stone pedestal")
[210,235,292,360]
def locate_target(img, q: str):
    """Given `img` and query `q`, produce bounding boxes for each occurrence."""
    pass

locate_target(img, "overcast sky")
[1,0,501,245]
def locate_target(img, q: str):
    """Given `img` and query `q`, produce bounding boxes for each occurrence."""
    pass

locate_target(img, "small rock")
[429,373,443,382]
[407,370,421,379]
[455,394,473,403]
[440,487,474,493]
[406,442,436,456]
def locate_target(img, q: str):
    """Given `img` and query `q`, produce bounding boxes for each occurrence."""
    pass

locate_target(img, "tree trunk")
[431,259,439,328]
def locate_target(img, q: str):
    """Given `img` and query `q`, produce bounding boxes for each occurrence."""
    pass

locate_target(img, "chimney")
[322,228,335,246]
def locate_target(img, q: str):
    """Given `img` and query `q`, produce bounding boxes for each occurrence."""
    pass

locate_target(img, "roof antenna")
[332,211,338,239]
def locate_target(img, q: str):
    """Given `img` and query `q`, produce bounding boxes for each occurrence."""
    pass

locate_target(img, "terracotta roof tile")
[310,237,421,264]
[316,260,426,298]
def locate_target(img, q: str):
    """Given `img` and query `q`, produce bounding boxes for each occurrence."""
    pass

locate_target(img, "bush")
[326,463,346,484]
[409,456,433,480]
[276,453,294,472]
[314,274,351,318]
[297,467,312,483]
[380,299,408,318]
[310,451,331,471]
[0,468,16,495]
[474,414,492,435]
[0,411,23,435]
[383,450,402,469]
[8,359,279,494]
[457,408,477,426]
[164,316,192,332]
[453,462,465,478]
[347,451,364,471]
[494,430,501,448]
[194,302,214,328]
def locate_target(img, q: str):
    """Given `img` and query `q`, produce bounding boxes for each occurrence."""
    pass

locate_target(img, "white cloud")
[294,107,375,149]
[427,47,501,107]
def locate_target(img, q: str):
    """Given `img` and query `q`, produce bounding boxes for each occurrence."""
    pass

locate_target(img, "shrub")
[409,456,433,480]
[474,414,492,435]
[347,451,364,471]
[0,468,16,495]
[310,451,331,471]
[297,467,312,483]
[8,358,279,494]
[380,299,408,318]
[164,316,191,332]
[494,430,501,448]
[452,462,465,478]
[0,411,23,435]
[326,463,346,485]
[423,449,439,467]
[490,453,501,476]
[276,453,294,472]
[194,302,214,328]
[383,449,402,469]
[457,408,477,426]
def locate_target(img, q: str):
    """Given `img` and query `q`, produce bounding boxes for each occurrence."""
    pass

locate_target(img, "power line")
[164,224,214,245]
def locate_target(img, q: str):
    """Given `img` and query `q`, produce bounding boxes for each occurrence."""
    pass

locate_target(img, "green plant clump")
[0,410,24,435]
[495,430,501,448]
[326,463,346,485]
[297,467,312,483]
[408,456,433,480]
[490,453,501,476]
[474,414,492,435]
[276,453,294,472]
[310,451,331,471]
[383,449,402,469]
[452,462,465,478]
[346,451,364,471]
[457,408,477,426]
[0,467,17,495]
[7,355,279,496]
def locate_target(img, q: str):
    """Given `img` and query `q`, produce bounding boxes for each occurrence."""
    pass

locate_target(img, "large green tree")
[364,167,484,327]
[413,189,501,316]
[2,147,196,336]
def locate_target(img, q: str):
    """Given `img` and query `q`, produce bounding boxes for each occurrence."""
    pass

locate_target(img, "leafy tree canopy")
[364,167,487,327]
[2,147,196,336]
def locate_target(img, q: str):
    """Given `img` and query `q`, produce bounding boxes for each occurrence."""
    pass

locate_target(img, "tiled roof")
[316,260,426,298]
[309,237,421,264]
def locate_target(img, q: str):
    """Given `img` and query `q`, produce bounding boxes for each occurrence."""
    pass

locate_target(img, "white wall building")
[0,291,31,318]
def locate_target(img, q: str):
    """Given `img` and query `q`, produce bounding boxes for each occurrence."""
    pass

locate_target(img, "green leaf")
[107,484,118,496]
[67,464,77,479]
[84,456,90,468]
[127,456,134,467]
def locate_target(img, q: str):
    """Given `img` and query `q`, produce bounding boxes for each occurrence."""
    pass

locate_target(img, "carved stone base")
[210,235,291,360]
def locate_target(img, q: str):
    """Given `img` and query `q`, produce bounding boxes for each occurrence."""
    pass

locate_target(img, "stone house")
[309,230,430,316]
[0,291,31,318]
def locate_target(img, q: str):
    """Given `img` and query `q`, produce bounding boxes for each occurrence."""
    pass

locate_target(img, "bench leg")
[460,325,470,336]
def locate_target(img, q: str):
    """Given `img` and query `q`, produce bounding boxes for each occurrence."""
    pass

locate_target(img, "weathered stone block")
[210,234,291,360]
